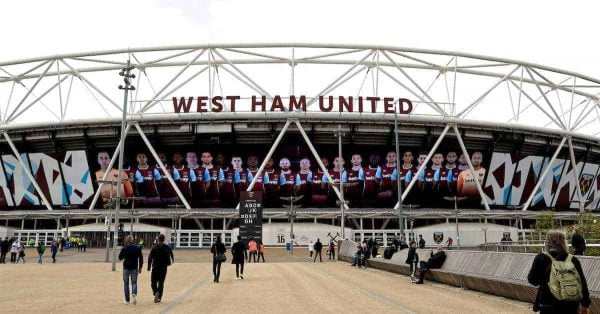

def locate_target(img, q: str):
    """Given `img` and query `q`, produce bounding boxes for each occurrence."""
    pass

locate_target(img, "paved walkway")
[0,250,531,313]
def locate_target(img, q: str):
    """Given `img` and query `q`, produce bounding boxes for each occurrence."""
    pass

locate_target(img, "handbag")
[216,253,227,262]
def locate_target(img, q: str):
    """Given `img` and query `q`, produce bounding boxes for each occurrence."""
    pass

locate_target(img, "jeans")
[352,255,364,267]
[123,269,138,302]
[418,261,430,282]
[38,253,43,264]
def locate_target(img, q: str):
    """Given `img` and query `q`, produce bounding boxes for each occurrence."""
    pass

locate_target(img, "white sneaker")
[132,294,137,305]
[236,277,240,280]
[124,300,130,305]
[240,274,244,279]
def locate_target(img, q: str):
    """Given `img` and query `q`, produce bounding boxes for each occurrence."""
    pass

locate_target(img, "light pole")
[168,203,183,248]
[112,59,136,271]
[60,205,78,237]
[444,196,467,250]
[123,196,145,235]
[334,125,346,238]
[97,179,117,263]
[394,103,404,236]
[281,195,303,255]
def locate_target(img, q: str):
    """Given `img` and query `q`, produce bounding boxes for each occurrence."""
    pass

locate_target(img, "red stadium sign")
[172,95,413,114]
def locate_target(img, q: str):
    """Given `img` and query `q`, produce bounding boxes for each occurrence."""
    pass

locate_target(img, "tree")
[533,211,556,240]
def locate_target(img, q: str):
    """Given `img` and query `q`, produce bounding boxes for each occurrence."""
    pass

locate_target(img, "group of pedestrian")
[75,237,88,252]
[1,237,60,264]
[119,233,174,305]
[351,239,379,267]
[246,238,265,263]
[398,228,593,313]
[1,238,25,263]
[210,235,272,283]
[306,238,338,262]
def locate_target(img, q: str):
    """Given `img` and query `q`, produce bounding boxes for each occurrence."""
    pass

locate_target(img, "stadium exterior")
[0,44,598,248]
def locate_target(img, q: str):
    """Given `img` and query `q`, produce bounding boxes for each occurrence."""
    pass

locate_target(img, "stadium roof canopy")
[0,43,598,142]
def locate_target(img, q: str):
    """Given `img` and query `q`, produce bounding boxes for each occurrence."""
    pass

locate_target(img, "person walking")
[118,235,144,305]
[231,235,247,279]
[446,237,453,249]
[257,240,265,263]
[51,240,59,263]
[528,231,591,314]
[571,226,586,256]
[328,240,336,261]
[210,235,226,283]
[248,238,258,263]
[37,241,46,264]
[308,240,314,259]
[17,243,26,264]
[10,239,19,263]
[313,238,323,262]
[82,237,87,253]
[418,235,426,249]
[406,241,419,283]
[0,237,9,263]
[148,234,173,303]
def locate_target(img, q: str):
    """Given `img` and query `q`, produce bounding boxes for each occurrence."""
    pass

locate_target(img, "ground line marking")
[160,273,212,314]
[296,262,416,314]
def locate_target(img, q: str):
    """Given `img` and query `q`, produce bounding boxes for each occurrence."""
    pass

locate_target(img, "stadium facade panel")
[0,44,598,240]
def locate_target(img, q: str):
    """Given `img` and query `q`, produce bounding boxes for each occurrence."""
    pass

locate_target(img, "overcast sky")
[1,0,599,79]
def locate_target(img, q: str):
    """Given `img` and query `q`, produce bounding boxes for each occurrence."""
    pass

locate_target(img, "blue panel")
[81,170,90,184]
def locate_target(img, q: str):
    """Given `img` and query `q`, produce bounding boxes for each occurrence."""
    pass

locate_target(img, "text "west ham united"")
[172,95,413,114]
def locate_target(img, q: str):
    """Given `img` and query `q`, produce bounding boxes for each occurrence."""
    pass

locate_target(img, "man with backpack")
[148,234,174,304]
[528,231,590,313]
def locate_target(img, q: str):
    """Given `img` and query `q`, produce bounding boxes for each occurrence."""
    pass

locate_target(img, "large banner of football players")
[0,147,598,211]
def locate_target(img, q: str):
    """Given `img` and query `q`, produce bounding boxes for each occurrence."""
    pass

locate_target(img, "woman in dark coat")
[527,231,591,314]
[231,235,247,280]
[210,235,226,283]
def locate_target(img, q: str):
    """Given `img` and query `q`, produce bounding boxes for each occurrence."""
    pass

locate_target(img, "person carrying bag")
[211,235,226,283]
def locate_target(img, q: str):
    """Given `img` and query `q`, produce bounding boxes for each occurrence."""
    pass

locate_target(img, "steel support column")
[452,125,491,210]
[335,125,346,238]
[88,123,132,210]
[393,124,451,210]
[134,123,191,209]
[246,119,293,192]
[293,120,348,210]
[567,137,585,212]
[3,132,53,210]
[522,137,568,211]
